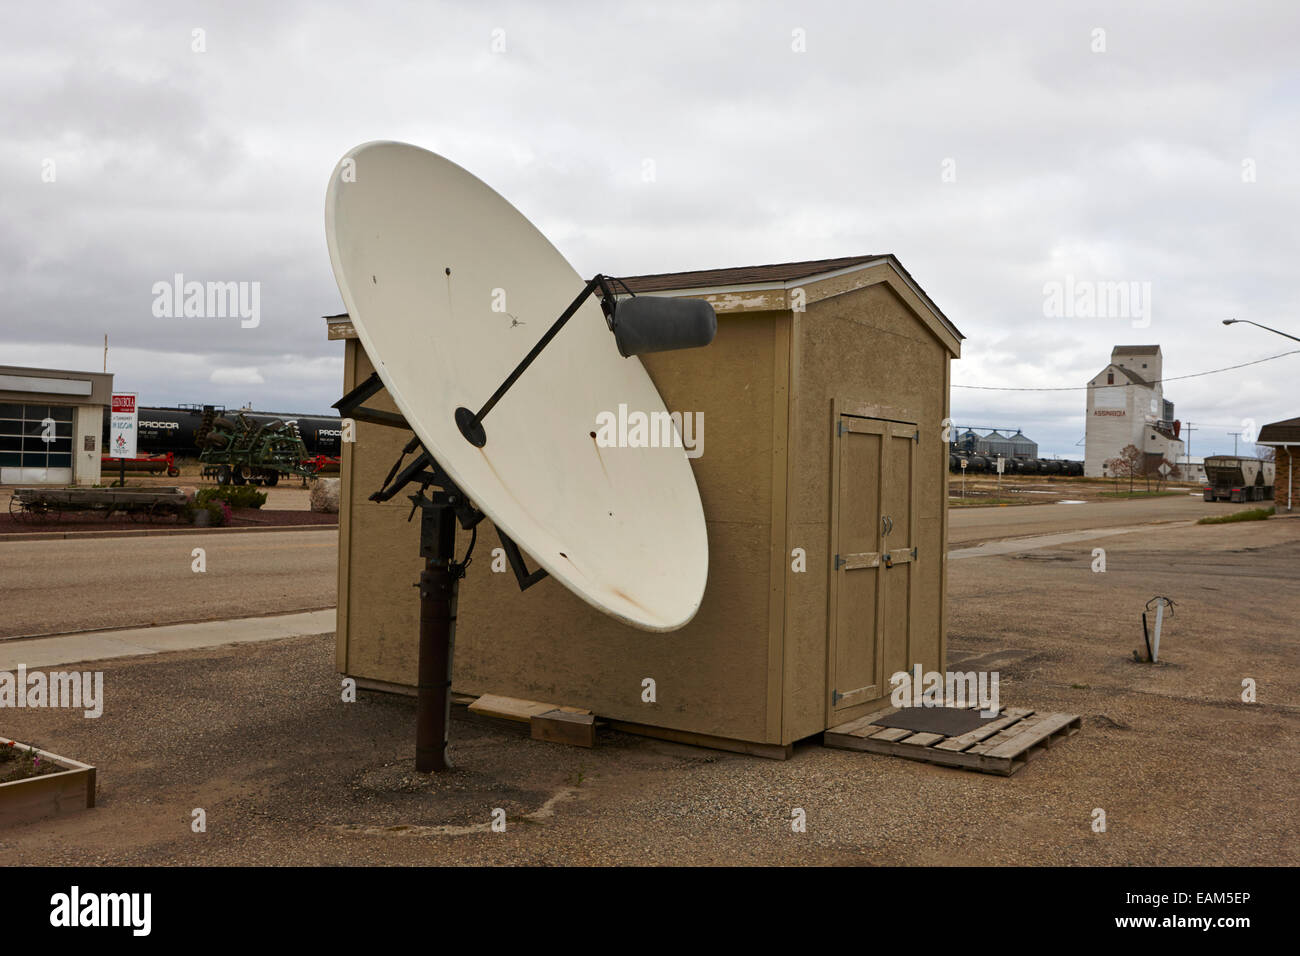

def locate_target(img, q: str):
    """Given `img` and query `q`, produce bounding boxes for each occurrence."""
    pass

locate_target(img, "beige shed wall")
[334,263,956,750]
[339,312,784,744]
[781,280,951,742]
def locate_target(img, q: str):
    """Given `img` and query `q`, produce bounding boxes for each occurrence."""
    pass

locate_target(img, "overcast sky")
[3,1,1297,457]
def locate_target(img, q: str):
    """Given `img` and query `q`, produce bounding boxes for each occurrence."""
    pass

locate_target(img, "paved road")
[0,530,337,639]
[947,493,1240,546]
[0,495,1255,638]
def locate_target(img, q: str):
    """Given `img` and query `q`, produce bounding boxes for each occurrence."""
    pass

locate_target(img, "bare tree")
[1105,444,1144,494]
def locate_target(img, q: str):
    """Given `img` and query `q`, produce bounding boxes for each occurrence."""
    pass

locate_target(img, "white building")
[1085,345,1185,478]
[1,365,114,485]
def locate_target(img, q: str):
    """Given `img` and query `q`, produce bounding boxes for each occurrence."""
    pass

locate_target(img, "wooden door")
[828,415,919,718]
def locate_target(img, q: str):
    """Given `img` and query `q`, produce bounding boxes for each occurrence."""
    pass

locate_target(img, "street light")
[1222,318,1300,344]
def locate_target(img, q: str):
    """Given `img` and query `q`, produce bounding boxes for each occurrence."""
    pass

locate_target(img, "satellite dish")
[325,141,709,632]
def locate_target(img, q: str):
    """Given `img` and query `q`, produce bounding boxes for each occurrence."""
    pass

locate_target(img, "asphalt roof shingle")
[612,255,887,293]
[1258,417,1300,444]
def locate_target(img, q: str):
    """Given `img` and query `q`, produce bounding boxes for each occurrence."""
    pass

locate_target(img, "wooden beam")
[531,710,596,748]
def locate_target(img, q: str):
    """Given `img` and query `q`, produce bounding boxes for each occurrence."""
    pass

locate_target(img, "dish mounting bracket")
[454,274,623,447]
[332,370,409,430]
[369,433,548,593]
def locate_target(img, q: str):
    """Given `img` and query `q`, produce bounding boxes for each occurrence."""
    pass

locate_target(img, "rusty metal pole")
[415,502,457,772]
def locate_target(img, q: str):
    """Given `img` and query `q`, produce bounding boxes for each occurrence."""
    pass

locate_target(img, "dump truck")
[1203,455,1275,502]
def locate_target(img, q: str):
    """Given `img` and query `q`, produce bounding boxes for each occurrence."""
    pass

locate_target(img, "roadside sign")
[110,392,138,459]
[960,459,968,470]
[996,456,1005,475]
[1158,462,1172,478]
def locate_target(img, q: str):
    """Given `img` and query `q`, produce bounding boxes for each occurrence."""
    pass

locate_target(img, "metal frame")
[454,274,622,447]
[335,381,550,772]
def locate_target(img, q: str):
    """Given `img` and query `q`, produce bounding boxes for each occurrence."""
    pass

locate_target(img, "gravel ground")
[0,516,1295,865]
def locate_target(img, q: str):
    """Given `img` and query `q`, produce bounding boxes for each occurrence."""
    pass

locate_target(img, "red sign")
[112,395,136,413]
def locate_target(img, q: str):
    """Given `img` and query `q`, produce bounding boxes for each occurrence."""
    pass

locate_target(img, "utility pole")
[103,334,108,373]
[1182,421,1197,475]
[1229,431,1242,456]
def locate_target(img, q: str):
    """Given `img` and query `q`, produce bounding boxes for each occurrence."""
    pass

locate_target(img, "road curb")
[0,523,338,543]
[0,605,338,645]
[0,609,339,670]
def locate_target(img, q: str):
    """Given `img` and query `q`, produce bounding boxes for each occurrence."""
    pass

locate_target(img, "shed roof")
[1258,416,1300,444]
[325,254,964,351]
[615,256,886,293]
[613,253,963,349]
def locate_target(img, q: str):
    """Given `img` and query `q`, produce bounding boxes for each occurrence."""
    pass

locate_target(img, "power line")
[953,348,1300,391]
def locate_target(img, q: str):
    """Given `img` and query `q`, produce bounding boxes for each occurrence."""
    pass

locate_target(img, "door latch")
[883,552,894,569]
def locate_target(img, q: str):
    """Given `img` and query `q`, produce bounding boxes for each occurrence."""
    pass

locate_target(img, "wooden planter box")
[0,736,96,827]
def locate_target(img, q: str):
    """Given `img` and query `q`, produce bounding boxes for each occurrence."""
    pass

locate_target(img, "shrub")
[1197,507,1274,525]
[197,486,267,509]
[183,501,227,526]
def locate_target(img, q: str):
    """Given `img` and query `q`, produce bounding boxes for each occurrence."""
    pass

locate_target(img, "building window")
[1107,372,1114,384]
[0,404,75,469]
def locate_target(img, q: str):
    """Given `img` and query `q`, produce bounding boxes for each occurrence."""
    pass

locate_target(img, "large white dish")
[325,142,708,631]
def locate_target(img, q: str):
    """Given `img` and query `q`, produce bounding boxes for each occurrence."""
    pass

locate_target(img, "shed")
[328,254,963,757]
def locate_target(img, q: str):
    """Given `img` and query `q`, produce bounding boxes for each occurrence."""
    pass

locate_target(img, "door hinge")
[831,689,842,704]
[834,553,846,570]
[913,430,920,443]
[837,420,846,437]
[912,546,918,560]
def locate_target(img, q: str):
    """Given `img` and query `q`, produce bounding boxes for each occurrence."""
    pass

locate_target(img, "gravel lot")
[0,515,1295,865]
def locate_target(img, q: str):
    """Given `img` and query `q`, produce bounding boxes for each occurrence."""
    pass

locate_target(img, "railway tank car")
[946,450,1083,475]
[101,405,342,457]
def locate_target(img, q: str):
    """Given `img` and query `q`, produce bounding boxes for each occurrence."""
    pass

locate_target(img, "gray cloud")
[2,0,1297,454]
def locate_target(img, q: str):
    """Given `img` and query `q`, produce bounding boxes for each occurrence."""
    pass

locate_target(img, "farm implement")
[196,412,315,486]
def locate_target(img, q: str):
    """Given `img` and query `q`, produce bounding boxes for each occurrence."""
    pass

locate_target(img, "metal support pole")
[415,502,458,772]
[456,275,614,446]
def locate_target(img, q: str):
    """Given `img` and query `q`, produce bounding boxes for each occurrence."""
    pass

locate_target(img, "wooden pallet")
[824,702,1081,776]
